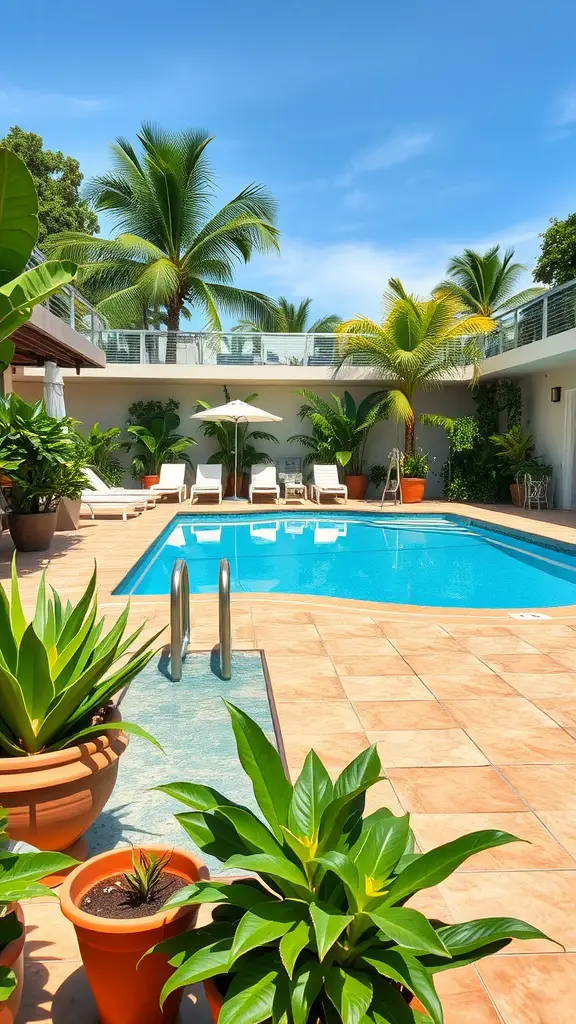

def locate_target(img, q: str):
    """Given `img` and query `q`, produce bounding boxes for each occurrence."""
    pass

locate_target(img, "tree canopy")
[437,246,544,317]
[234,296,341,333]
[0,126,99,243]
[534,213,576,287]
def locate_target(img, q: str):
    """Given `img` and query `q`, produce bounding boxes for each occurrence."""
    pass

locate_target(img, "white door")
[561,388,576,508]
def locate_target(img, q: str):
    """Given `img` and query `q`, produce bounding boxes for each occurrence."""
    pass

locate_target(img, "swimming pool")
[114,512,576,608]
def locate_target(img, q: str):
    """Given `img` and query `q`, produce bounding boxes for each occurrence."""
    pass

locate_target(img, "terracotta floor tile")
[331,656,411,676]
[363,778,405,816]
[549,650,576,671]
[285,733,369,775]
[340,675,433,701]
[410,812,575,869]
[441,870,576,952]
[24,903,80,961]
[537,813,576,857]
[373,729,488,768]
[321,637,398,656]
[468,726,576,764]
[529,636,576,653]
[501,765,576,811]
[387,637,464,655]
[533,698,576,728]
[265,655,338,680]
[387,766,528,813]
[419,674,518,699]
[405,654,496,676]
[443,623,514,637]
[276,700,361,735]
[354,700,456,731]
[405,885,455,924]
[376,621,451,638]
[444,698,558,730]
[483,654,565,675]
[507,623,576,638]
[478,952,576,1024]
[459,636,540,655]
[253,610,314,624]
[434,965,502,1024]
[269,675,347,701]
[259,639,327,656]
[501,672,576,698]
[315,621,383,638]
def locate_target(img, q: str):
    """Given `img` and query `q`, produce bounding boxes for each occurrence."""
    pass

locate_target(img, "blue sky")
[3,0,576,324]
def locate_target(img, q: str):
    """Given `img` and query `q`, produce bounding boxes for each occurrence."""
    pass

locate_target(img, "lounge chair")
[310,465,348,504]
[80,496,148,522]
[249,464,280,503]
[190,464,223,504]
[82,468,157,508]
[192,525,223,544]
[250,521,279,543]
[314,521,348,544]
[146,463,187,502]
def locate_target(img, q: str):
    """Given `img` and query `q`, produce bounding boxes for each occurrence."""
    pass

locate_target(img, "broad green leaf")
[0,967,17,1003]
[0,584,17,672]
[313,852,361,910]
[223,854,309,894]
[230,901,307,963]
[224,701,292,842]
[368,982,418,1024]
[0,850,77,896]
[361,950,443,1024]
[309,901,353,960]
[290,960,324,1024]
[216,805,284,856]
[0,910,22,947]
[155,781,241,812]
[318,780,381,853]
[436,916,553,954]
[279,919,313,978]
[46,720,163,752]
[16,623,55,725]
[288,750,333,841]
[384,831,523,904]
[163,880,271,911]
[368,907,450,957]
[177,811,252,863]
[159,937,234,1006]
[146,922,234,964]
[326,966,373,1024]
[0,148,38,286]
[1,261,76,318]
[10,555,26,643]
[352,813,411,887]
[334,745,382,800]
[219,956,280,1024]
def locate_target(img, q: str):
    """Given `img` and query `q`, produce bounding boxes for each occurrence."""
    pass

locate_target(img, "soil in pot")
[80,872,186,920]
[7,511,58,552]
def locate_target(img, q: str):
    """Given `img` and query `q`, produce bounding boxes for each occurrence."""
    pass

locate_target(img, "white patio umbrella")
[191,399,282,502]
[43,361,66,418]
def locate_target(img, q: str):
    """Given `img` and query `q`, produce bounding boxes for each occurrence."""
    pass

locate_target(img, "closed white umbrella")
[43,361,66,418]
[191,399,282,502]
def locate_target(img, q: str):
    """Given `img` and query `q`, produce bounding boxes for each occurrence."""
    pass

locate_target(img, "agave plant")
[149,703,550,1022]
[0,558,163,756]
[0,806,76,999]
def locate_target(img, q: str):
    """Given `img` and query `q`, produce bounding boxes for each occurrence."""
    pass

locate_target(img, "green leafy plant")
[0,394,89,514]
[437,246,545,317]
[124,849,171,902]
[288,390,389,474]
[402,449,429,478]
[126,402,195,479]
[534,212,576,286]
[489,425,536,476]
[234,296,341,334]
[0,147,77,367]
[368,465,387,488]
[0,806,76,1000]
[195,393,278,475]
[148,703,550,1021]
[0,557,163,756]
[83,422,130,487]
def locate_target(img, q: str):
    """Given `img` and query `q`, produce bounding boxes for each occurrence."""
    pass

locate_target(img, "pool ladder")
[170,557,231,681]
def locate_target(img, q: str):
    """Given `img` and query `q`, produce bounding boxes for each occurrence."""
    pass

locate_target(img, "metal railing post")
[542,293,548,339]
[219,558,231,680]
[512,310,518,350]
[170,558,190,681]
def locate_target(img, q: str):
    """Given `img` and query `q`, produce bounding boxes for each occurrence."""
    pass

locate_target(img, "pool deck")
[3,498,576,1023]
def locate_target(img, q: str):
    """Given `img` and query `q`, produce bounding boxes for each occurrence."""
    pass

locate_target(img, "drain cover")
[509,612,551,620]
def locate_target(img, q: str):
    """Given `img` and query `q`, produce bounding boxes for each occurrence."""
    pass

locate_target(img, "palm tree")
[43,123,279,359]
[288,389,389,474]
[437,246,545,318]
[233,296,341,333]
[337,278,495,453]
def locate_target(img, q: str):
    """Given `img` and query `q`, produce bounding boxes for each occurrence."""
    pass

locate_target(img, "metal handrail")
[170,558,190,681]
[219,558,231,680]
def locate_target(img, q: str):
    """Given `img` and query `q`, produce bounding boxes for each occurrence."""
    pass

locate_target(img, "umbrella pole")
[234,418,238,499]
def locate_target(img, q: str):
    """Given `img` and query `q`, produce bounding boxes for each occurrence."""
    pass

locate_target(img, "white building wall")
[521,361,576,508]
[14,378,476,498]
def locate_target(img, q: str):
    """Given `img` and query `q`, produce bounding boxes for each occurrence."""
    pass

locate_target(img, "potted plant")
[401,449,429,503]
[0,805,75,1022]
[289,390,389,500]
[0,557,162,859]
[0,396,92,551]
[126,399,195,487]
[489,426,549,506]
[195,393,279,497]
[148,703,550,1024]
[60,844,208,1024]
[83,422,131,487]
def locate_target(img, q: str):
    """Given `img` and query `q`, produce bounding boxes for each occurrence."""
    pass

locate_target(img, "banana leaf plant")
[149,703,552,1022]
[288,390,389,475]
[0,806,76,1000]
[0,557,163,756]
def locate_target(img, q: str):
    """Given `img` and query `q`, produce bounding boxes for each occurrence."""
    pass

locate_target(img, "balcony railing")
[93,331,356,366]
[482,279,576,357]
[30,249,107,338]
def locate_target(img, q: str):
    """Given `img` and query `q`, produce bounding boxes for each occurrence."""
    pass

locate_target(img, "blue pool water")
[114,512,576,608]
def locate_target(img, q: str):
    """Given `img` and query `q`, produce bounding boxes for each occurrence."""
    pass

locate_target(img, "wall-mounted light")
[551,386,562,403]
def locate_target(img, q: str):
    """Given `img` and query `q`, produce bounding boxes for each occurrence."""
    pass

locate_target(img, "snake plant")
[150,703,551,1023]
[0,557,163,756]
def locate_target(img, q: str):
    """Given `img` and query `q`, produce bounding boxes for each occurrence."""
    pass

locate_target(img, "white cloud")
[554,87,576,126]
[352,131,434,173]
[0,87,105,117]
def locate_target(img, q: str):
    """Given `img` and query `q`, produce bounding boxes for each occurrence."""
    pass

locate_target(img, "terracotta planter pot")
[141,475,160,489]
[0,707,128,863]
[225,474,245,497]
[60,845,209,1024]
[400,477,426,503]
[0,905,25,1024]
[7,511,58,552]
[0,475,11,489]
[510,482,525,507]
[203,980,426,1023]
[344,474,369,500]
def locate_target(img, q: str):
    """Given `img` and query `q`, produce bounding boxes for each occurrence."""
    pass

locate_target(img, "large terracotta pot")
[0,708,128,862]
[344,474,369,500]
[7,511,58,552]
[203,980,426,1022]
[60,845,209,1024]
[225,474,245,497]
[141,475,160,489]
[510,482,525,507]
[400,477,426,503]
[0,905,25,1024]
